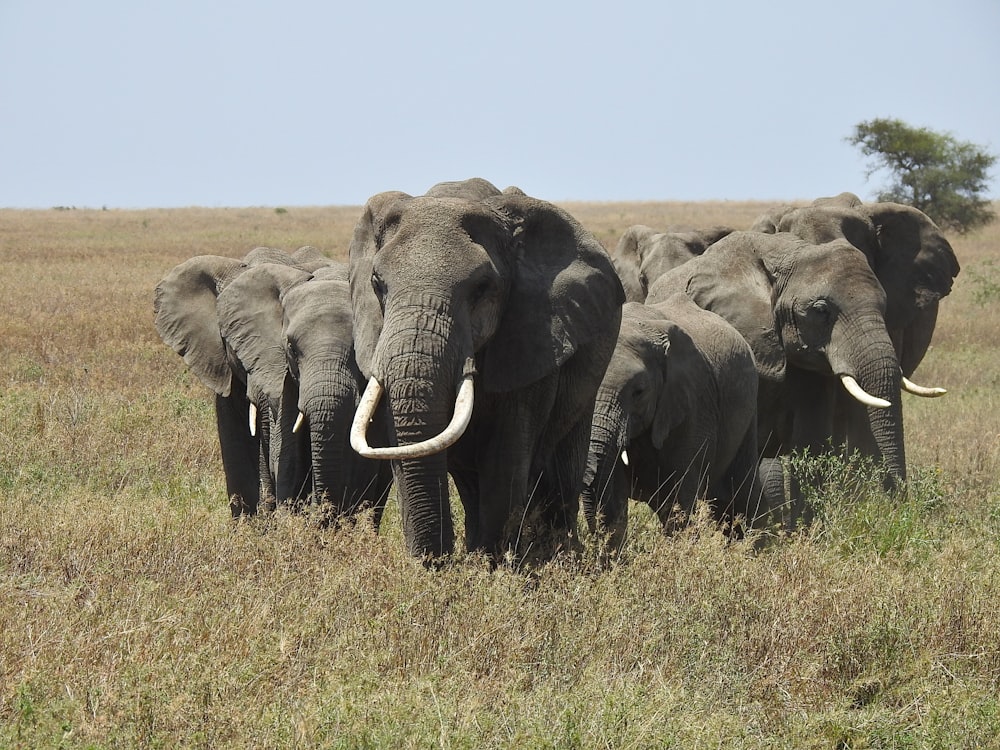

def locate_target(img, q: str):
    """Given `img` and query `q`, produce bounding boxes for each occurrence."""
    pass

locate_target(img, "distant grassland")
[1,200,998,748]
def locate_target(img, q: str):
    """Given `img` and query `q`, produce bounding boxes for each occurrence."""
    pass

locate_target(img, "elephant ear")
[652,320,705,450]
[681,232,787,383]
[612,225,657,302]
[217,264,313,407]
[348,190,412,378]
[622,309,685,450]
[153,255,245,396]
[749,204,795,233]
[480,192,626,393]
[863,202,961,323]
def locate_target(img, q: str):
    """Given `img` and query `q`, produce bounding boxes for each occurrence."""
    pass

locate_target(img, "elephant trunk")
[831,322,907,488]
[582,392,629,543]
[271,373,310,505]
[301,364,358,517]
[359,297,470,558]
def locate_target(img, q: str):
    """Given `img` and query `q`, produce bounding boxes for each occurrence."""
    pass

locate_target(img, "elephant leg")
[348,457,393,529]
[532,341,614,556]
[446,457,479,552]
[757,457,803,532]
[716,427,764,536]
[215,386,261,517]
[469,391,546,560]
[532,413,592,557]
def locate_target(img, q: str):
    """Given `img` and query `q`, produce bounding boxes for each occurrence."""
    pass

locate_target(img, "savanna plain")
[1,199,999,749]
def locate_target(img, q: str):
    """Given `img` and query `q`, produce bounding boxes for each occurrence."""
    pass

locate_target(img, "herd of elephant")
[154,178,960,563]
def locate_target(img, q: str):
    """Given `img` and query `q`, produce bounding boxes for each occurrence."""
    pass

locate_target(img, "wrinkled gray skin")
[648,231,907,501]
[217,262,392,524]
[154,246,325,515]
[612,224,734,302]
[582,296,762,551]
[752,192,960,459]
[350,178,625,561]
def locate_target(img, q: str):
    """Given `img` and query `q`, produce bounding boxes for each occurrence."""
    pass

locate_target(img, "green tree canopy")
[848,118,997,233]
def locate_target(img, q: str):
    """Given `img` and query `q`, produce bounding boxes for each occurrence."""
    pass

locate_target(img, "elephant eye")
[471,277,493,306]
[809,299,831,318]
[285,338,301,377]
[371,271,388,310]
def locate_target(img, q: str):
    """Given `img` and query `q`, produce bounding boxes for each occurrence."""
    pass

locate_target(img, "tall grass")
[1,201,998,748]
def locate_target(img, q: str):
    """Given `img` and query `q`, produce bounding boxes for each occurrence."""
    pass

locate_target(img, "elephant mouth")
[350,374,475,459]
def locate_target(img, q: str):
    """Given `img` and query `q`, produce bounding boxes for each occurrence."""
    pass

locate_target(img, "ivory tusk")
[249,402,258,436]
[901,376,947,398]
[351,375,475,460]
[292,411,306,433]
[620,450,629,467]
[840,374,891,409]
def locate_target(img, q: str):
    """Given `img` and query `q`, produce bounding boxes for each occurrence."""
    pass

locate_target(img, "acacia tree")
[848,118,997,233]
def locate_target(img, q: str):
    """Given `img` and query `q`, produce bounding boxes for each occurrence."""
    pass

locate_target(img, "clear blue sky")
[2,0,997,209]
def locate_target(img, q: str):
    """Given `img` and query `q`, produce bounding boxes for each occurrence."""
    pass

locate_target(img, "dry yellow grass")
[1,200,998,748]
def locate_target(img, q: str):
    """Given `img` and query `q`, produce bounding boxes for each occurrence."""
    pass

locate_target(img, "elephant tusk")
[620,450,629,467]
[350,375,475,460]
[901,376,947,398]
[249,402,258,437]
[840,374,891,409]
[292,411,306,433]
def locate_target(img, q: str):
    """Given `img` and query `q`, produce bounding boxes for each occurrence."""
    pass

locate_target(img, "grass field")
[1,199,998,748]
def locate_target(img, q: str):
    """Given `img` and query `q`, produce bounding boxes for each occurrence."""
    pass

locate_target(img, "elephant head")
[758,194,960,380]
[648,231,907,488]
[282,272,393,524]
[348,179,624,559]
[583,297,760,548]
[216,263,318,506]
[612,224,734,302]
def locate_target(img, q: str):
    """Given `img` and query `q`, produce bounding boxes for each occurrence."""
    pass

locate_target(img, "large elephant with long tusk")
[348,178,625,561]
[647,230,927,493]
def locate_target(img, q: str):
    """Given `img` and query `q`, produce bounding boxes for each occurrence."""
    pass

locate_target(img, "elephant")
[348,178,625,561]
[647,230,908,499]
[581,295,762,552]
[153,246,329,515]
[751,193,960,461]
[216,261,393,525]
[612,224,734,302]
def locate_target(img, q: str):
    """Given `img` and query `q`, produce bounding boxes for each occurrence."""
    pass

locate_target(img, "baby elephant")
[582,294,763,550]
